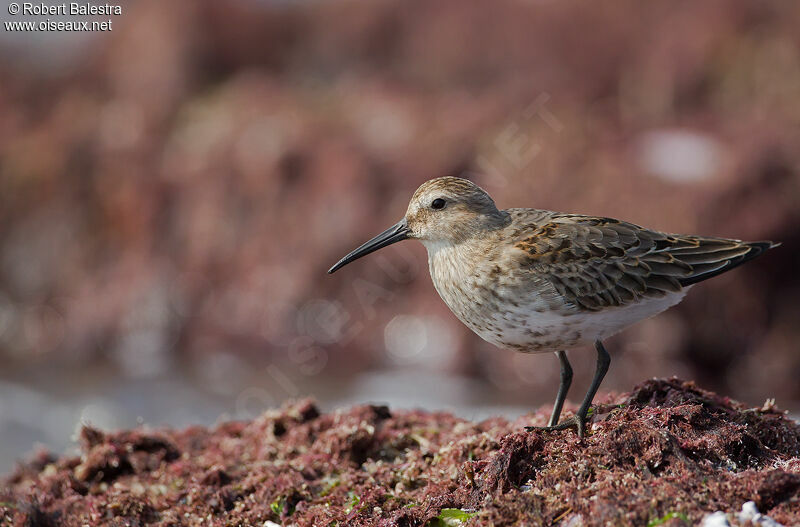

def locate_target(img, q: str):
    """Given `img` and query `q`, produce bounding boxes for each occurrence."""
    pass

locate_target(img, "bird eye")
[431,198,446,210]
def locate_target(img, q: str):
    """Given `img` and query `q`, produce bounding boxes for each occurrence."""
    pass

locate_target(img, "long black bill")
[328,219,410,274]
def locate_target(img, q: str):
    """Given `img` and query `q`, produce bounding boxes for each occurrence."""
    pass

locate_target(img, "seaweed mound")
[3,378,799,526]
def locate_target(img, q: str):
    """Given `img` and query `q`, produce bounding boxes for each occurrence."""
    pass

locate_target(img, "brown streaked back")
[511,212,778,311]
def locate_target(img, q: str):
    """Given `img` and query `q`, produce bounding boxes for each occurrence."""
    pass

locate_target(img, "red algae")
[2,378,799,526]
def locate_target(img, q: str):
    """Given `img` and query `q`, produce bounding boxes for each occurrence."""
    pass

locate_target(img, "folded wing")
[512,214,776,312]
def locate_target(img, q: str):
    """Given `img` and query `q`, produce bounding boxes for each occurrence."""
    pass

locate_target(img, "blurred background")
[1,0,798,472]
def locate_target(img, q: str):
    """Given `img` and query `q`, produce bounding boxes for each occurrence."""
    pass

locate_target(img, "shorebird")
[328,176,777,437]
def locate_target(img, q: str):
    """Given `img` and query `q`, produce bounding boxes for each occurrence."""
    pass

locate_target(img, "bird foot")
[524,413,589,438]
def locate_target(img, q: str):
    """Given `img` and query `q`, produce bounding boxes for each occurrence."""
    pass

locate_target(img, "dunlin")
[328,177,778,437]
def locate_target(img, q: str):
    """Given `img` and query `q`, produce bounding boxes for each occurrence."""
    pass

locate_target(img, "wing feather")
[512,213,777,311]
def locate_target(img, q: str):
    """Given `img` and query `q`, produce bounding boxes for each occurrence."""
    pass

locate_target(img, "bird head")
[328,176,505,273]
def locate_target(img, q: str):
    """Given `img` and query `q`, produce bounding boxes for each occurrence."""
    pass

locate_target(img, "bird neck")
[423,225,502,291]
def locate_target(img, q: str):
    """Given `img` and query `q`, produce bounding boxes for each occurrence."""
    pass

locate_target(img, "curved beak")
[328,219,410,274]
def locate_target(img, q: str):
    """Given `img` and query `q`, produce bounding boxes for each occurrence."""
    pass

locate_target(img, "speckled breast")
[426,243,580,353]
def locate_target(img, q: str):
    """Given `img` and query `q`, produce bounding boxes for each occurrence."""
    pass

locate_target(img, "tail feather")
[677,240,779,287]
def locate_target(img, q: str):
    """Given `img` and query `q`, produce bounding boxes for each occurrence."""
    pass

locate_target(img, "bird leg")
[548,351,572,426]
[572,340,611,437]
[526,340,610,438]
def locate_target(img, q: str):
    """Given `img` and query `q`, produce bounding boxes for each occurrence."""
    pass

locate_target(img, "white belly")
[476,289,689,353]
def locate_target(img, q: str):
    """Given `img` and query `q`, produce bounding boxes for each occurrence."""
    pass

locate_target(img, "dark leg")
[548,351,572,427]
[572,340,611,437]
[525,340,611,438]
